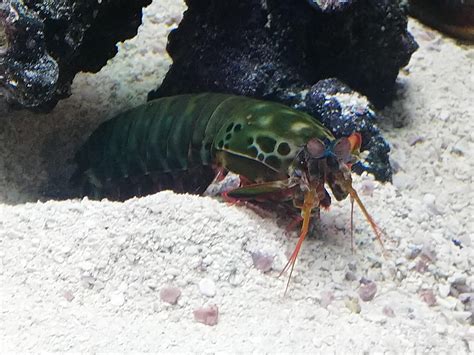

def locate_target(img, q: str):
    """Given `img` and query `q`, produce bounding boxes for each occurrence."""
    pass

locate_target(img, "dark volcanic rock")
[306,0,355,12]
[0,0,151,111]
[150,0,417,108]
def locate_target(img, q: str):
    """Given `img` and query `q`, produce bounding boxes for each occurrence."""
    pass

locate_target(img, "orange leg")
[347,186,385,251]
[279,189,316,295]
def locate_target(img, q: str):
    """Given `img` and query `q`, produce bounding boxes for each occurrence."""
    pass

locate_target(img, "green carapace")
[73,93,334,199]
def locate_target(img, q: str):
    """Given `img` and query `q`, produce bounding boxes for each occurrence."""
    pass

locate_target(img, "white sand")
[0,1,473,352]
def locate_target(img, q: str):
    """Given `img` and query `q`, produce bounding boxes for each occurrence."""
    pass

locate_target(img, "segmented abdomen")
[73,93,233,199]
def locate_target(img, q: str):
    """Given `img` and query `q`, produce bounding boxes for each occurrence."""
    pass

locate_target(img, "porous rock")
[307,0,354,12]
[150,0,417,107]
[0,0,151,111]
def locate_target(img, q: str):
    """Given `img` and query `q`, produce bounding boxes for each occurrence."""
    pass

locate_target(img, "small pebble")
[408,135,424,146]
[405,246,421,260]
[439,284,451,298]
[63,290,75,302]
[415,259,428,273]
[419,289,437,307]
[199,278,216,297]
[345,271,357,281]
[449,273,467,286]
[395,257,406,266]
[458,293,473,304]
[382,305,395,318]
[345,297,361,314]
[450,285,463,298]
[251,251,274,272]
[347,261,357,271]
[110,292,125,306]
[320,290,334,308]
[358,280,377,302]
[160,286,181,305]
[194,305,219,326]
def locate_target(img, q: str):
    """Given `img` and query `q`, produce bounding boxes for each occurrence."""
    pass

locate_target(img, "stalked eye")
[306,138,325,158]
[333,137,352,163]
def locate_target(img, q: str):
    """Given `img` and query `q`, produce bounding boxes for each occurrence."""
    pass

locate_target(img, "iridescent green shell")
[210,96,334,182]
[72,93,334,198]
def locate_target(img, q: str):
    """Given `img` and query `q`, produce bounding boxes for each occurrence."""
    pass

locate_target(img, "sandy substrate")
[1,1,473,352]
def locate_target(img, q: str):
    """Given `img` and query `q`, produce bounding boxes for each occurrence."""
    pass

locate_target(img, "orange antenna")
[350,195,355,253]
[279,189,316,295]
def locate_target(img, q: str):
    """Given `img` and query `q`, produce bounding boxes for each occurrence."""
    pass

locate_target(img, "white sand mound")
[0,1,473,352]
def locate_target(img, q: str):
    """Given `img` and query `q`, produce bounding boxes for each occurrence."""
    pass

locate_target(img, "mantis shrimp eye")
[306,138,325,158]
[333,137,352,163]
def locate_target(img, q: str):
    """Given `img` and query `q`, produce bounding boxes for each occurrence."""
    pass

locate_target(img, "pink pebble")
[193,305,219,326]
[419,289,437,307]
[358,280,377,302]
[63,290,75,302]
[160,286,181,305]
[251,251,274,272]
[382,305,395,318]
[415,259,428,273]
[320,290,335,308]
